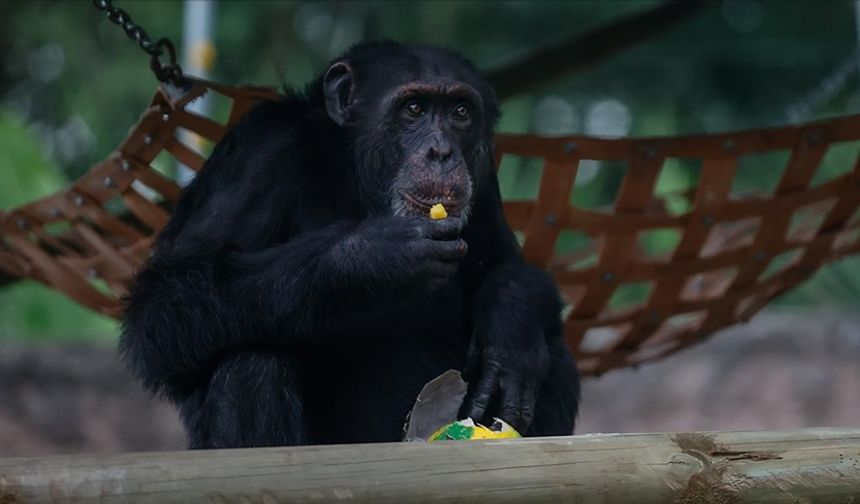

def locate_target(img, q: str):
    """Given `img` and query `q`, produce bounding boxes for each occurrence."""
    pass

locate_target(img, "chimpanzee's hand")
[464,264,561,433]
[464,326,550,433]
[350,216,467,284]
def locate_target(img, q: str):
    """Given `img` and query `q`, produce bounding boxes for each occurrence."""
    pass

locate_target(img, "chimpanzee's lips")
[399,191,465,215]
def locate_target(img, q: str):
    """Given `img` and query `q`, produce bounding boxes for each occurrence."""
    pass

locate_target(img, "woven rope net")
[2,78,860,376]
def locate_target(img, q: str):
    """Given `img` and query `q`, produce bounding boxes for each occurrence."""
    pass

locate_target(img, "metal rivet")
[564,141,577,154]
[103,176,114,188]
[161,111,171,122]
[143,134,153,145]
[15,218,27,230]
[74,195,85,207]
[601,271,615,283]
[545,213,558,226]
[640,145,657,158]
[702,215,714,226]
[50,208,61,218]
[88,269,99,279]
[121,159,131,172]
[753,250,767,262]
[723,138,735,151]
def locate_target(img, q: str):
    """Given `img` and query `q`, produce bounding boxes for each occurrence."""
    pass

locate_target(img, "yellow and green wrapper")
[428,418,521,441]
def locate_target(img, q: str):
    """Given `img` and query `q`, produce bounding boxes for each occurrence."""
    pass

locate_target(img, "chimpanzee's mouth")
[398,190,466,217]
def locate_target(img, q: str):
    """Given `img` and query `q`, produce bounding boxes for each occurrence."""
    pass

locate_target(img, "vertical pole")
[178,0,217,186]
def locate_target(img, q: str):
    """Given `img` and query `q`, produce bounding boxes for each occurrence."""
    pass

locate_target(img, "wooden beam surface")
[2,428,860,503]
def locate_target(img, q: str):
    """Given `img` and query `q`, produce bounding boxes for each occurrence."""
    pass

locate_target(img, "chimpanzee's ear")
[323,62,354,126]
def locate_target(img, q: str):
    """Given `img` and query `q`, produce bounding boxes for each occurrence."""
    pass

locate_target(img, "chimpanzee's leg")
[528,339,581,436]
[179,351,307,448]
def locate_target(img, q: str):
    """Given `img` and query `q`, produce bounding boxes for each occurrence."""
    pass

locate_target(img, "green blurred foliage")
[1,0,859,340]
[0,112,66,207]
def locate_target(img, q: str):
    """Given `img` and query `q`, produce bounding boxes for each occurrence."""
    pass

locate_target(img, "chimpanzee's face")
[323,44,498,220]
[384,78,484,219]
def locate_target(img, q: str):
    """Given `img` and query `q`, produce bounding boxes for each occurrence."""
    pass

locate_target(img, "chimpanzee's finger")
[428,238,467,261]
[519,377,541,431]
[426,216,464,240]
[499,376,524,432]
[467,365,499,421]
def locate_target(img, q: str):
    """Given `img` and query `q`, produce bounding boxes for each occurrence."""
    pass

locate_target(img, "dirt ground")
[2,308,859,457]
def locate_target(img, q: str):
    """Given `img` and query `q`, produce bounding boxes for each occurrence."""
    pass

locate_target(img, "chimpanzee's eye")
[406,101,423,116]
[453,104,470,120]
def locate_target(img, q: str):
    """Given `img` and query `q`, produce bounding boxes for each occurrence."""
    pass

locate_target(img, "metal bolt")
[103,176,114,188]
[121,159,131,172]
[50,208,61,218]
[143,134,153,146]
[702,215,714,226]
[723,138,735,152]
[88,269,99,279]
[15,218,27,230]
[563,141,577,154]
[545,213,558,226]
[74,195,85,207]
[161,111,171,122]
[601,271,615,283]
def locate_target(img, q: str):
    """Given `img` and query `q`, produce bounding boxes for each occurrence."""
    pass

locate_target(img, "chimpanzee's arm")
[461,168,571,432]
[123,218,461,397]
[224,214,465,337]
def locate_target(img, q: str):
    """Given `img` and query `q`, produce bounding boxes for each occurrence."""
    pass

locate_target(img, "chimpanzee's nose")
[427,141,453,164]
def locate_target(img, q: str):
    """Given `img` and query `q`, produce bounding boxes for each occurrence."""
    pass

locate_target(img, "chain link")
[91,0,185,86]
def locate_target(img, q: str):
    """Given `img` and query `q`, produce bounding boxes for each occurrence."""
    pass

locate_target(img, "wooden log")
[2,428,860,503]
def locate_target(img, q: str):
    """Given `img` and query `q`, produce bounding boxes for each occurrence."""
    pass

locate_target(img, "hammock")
[2,76,859,376]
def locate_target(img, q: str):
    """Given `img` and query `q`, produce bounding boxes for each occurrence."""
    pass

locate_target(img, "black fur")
[121,42,580,448]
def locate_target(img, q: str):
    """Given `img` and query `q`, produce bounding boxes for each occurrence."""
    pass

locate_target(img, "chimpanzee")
[120,41,580,448]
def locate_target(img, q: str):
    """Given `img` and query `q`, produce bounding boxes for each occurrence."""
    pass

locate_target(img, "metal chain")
[91,0,185,86]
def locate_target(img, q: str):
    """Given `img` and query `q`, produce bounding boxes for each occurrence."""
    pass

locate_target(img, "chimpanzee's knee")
[180,351,307,448]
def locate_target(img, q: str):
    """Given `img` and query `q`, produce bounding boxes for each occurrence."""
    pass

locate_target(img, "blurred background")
[2,0,860,456]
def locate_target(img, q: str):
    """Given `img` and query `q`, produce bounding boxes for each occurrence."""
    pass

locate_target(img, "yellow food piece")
[429,203,448,220]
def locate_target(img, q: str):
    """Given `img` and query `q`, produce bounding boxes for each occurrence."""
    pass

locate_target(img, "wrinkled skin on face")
[322,46,498,222]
